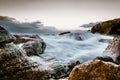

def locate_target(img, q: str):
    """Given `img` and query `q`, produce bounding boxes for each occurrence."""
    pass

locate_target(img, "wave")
[30,31,113,67]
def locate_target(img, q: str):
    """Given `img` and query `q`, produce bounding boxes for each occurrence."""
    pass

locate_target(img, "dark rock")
[91,18,120,35]
[0,16,16,21]
[49,64,68,79]
[0,26,15,43]
[14,35,41,44]
[59,31,71,35]
[14,35,46,56]
[67,60,80,72]
[73,33,82,41]
[22,40,46,56]
[46,61,80,79]
[94,56,114,62]
[98,39,112,43]
[69,60,120,80]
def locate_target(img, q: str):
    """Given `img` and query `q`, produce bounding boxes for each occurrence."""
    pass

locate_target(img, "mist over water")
[30,30,113,68]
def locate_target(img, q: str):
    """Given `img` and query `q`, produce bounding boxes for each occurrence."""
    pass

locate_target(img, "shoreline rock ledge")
[69,18,120,80]
[91,18,120,64]
[0,26,46,80]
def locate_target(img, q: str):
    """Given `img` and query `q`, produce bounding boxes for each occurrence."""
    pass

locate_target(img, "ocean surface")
[29,30,113,69]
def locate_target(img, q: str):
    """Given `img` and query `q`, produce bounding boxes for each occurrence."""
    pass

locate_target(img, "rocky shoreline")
[69,18,120,80]
[0,18,120,80]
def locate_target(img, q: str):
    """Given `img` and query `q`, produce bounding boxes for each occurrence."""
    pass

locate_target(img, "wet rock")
[22,40,46,56]
[0,26,15,43]
[0,44,46,80]
[94,56,114,62]
[104,35,120,64]
[46,61,80,79]
[98,39,112,43]
[49,64,68,79]
[73,33,82,41]
[14,35,42,44]
[59,31,71,35]
[91,18,120,64]
[91,18,120,35]
[67,60,80,73]
[14,35,46,56]
[67,33,83,41]
[69,60,120,80]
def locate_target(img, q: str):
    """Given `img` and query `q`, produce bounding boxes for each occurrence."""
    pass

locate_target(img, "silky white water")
[30,31,113,67]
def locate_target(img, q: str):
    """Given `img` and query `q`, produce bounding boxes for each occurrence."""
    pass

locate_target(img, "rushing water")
[30,30,113,69]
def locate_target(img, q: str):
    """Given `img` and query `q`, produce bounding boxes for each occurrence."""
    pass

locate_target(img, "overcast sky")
[0,0,120,30]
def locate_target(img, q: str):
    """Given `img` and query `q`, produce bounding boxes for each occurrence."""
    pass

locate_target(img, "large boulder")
[69,60,120,80]
[14,35,46,56]
[0,43,46,80]
[91,18,120,35]
[0,26,46,80]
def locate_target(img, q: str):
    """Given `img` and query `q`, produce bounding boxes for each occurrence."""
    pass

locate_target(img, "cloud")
[0,16,60,34]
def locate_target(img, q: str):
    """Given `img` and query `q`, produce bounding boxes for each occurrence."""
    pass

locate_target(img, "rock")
[67,60,80,73]
[104,35,120,64]
[0,43,46,80]
[59,31,71,35]
[73,33,82,41]
[14,35,46,56]
[98,39,112,43]
[94,56,114,62]
[0,26,46,80]
[0,26,15,43]
[47,61,80,79]
[69,60,120,80]
[91,18,120,64]
[91,18,120,35]
[14,35,41,44]
[48,64,68,79]
[22,40,45,56]
[0,16,16,21]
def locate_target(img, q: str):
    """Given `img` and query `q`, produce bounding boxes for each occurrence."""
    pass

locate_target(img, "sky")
[0,0,120,30]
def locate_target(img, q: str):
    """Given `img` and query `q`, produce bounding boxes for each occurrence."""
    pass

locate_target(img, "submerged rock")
[14,35,46,56]
[94,56,114,62]
[91,18,120,35]
[98,39,112,43]
[72,33,82,41]
[69,60,120,80]
[67,60,80,73]
[59,31,71,35]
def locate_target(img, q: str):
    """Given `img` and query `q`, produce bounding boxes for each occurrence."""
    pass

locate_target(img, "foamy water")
[30,31,113,68]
